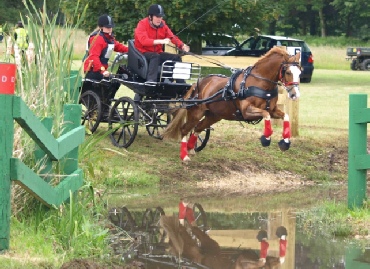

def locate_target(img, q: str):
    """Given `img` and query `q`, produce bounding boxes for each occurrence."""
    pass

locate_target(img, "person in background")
[134,4,190,84]
[14,21,28,54]
[0,24,3,43]
[83,14,128,81]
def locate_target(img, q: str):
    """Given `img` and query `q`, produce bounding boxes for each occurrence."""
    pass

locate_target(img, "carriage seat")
[127,39,176,83]
[127,39,194,84]
[128,39,149,80]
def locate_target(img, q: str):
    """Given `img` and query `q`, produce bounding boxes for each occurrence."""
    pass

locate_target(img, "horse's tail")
[160,215,184,256]
[162,108,187,140]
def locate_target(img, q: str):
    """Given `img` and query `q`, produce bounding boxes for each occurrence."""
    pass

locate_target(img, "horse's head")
[279,52,301,100]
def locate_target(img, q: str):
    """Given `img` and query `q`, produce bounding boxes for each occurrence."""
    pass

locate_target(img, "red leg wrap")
[282,120,291,139]
[264,119,273,137]
[260,240,269,259]
[279,239,287,257]
[180,141,188,160]
[187,133,198,150]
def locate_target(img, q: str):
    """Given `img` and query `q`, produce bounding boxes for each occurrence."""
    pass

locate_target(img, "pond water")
[107,184,370,269]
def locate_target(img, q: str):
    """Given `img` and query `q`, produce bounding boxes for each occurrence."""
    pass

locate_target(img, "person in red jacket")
[83,14,128,81]
[134,4,190,84]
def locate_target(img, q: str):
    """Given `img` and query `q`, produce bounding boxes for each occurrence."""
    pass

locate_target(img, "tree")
[331,0,370,38]
[61,0,277,53]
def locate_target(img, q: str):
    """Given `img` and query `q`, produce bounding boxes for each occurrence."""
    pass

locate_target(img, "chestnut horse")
[163,47,302,161]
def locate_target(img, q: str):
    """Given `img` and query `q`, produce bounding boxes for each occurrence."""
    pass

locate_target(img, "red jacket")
[83,32,128,73]
[134,17,184,54]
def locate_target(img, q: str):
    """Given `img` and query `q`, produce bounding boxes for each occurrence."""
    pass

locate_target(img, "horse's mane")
[254,46,290,67]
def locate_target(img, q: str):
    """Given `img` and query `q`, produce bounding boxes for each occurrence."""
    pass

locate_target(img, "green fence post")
[0,95,14,251]
[348,94,368,209]
[61,104,81,175]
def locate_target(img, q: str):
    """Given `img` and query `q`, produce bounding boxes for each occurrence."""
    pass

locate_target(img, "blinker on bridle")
[279,61,301,87]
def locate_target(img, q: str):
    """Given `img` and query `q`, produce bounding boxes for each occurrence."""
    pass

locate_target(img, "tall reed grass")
[3,1,113,267]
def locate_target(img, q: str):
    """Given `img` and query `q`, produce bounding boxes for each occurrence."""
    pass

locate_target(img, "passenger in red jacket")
[134,4,190,84]
[83,14,128,81]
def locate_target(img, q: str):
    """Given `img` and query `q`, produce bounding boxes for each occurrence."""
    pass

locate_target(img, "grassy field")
[1,27,370,268]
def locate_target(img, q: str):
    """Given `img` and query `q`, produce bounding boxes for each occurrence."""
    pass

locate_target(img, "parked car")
[226,35,314,82]
[201,33,239,56]
[202,34,314,83]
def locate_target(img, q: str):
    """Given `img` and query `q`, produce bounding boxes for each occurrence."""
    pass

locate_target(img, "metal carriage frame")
[80,44,212,150]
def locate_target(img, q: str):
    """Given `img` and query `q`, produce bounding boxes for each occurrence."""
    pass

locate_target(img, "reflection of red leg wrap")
[185,207,195,224]
[187,133,198,150]
[180,142,188,160]
[264,119,273,137]
[279,239,287,257]
[282,120,291,139]
[260,240,269,259]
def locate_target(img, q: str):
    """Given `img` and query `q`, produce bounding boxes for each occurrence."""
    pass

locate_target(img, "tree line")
[1,0,369,52]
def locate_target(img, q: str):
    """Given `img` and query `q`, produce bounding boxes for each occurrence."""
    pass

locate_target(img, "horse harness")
[187,61,299,124]
[218,66,278,123]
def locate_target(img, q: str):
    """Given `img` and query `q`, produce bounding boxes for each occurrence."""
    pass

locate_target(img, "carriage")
[80,42,302,161]
[80,39,211,150]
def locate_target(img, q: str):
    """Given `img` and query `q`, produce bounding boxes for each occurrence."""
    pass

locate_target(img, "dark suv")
[225,35,314,83]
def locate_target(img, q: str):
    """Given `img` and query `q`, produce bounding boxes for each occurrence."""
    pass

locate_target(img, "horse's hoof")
[182,155,191,162]
[278,139,290,151]
[188,149,196,155]
[276,226,288,238]
[260,135,271,147]
[256,230,268,242]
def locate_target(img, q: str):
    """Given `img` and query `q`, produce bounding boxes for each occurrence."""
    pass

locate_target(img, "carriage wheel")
[194,128,211,152]
[119,207,136,231]
[108,96,139,148]
[142,207,167,243]
[146,111,172,139]
[108,207,121,227]
[192,203,208,232]
[80,90,102,133]
[141,208,153,230]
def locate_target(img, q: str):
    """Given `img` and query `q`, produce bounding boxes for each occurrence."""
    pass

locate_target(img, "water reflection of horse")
[163,47,302,161]
[161,215,288,269]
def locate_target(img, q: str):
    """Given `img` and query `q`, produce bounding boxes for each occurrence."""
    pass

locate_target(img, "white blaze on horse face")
[289,65,301,99]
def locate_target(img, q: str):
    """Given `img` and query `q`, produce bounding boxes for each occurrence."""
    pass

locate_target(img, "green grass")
[2,17,370,268]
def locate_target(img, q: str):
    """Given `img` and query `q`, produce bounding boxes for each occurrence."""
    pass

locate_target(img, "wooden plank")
[207,229,280,250]
[13,98,84,160]
[182,55,259,68]
[10,158,83,207]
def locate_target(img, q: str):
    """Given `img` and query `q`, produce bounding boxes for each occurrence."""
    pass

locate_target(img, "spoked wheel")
[195,128,211,152]
[146,110,171,139]
[80,90,102,133]
[119,207,136,231]
[108,207,121,227]
[142,207,167,243]
[109,96,139,148]
[141,208,154,231]
[192,203,208,232]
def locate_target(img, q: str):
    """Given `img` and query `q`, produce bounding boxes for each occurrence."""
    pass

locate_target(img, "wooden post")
[0,63,16,251]
[60,104,81,175]
[288,98,299,137]
[0,95,14,251]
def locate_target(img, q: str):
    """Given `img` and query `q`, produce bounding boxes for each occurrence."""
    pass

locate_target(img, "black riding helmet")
[148,4,165,17]
[98,14,115,28]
